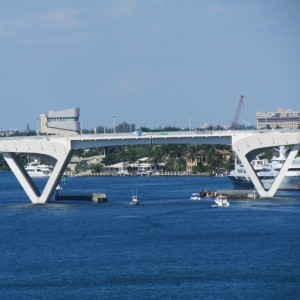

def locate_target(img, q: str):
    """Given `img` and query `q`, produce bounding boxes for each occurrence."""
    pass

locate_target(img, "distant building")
[40,108,81,135]
[185,150,207,175]
[256,109,300,130]
[0,129,17,137]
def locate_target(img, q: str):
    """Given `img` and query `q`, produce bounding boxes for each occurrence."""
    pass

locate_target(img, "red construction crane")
[231,95,244,129]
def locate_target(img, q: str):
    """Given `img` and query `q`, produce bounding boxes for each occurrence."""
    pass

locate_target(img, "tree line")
[72,144,234,174]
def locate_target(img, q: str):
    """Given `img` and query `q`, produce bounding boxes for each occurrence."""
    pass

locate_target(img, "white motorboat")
[130,195,140,205]
[117,169,129,176]
[190,193,201,200]
[136,170,153,176]
[130,188,140,205]
[24,160,53,178]
[214,195,230,207]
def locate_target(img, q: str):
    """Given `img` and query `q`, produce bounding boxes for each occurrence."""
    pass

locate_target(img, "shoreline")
[65,172,212,177]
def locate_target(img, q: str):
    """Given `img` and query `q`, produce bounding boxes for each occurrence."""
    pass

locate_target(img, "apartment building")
[256,109,300,130]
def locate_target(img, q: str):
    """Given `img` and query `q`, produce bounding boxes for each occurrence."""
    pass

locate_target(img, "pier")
[55,192,108,203]
[216,189,259,199]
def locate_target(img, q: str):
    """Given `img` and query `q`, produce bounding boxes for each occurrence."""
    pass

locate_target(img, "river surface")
[0,172,299,299]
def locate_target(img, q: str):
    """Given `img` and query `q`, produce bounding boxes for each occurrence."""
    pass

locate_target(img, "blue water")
[0,172,300,299]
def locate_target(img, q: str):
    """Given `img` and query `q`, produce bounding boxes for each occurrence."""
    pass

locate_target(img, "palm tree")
[206,146,223,171]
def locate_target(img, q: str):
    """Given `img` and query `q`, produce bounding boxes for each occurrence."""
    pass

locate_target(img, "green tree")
[116,122,135,133]
[75,160,89,173]
[206,146,223,170]
[90,163,103,173]
[176,156,186,172]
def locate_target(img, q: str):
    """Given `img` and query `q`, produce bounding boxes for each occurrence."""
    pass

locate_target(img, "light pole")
[188,113,192,131]
[36,117,39,136]
[113,115,116,134]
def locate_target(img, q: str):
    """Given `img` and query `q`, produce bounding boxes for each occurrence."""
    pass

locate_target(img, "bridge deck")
[1,129,299,203]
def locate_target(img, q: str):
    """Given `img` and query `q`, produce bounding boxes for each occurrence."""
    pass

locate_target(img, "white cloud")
[13,8,85,30]
[98,71,144,97]
[104,0,138,18]
[38,8,84,29]
[151,22,167,33]
[0,8,93,45]
[206,3,255,15]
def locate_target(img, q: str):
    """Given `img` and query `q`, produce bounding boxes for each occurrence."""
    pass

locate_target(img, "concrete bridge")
[0,129,299,204]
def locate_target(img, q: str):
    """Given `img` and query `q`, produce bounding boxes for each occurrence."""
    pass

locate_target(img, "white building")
[256,109,300,130]
[40,108,81,135]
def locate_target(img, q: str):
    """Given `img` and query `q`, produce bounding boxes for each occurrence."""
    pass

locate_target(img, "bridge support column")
[38,149,74,203]
[233,149,269,197]
[267,144,300,195]
[233,142,300,198]
[3,152,41,203]
[3,149,73,204]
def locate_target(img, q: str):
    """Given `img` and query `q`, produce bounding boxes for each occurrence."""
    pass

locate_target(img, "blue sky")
[0,0,299,131]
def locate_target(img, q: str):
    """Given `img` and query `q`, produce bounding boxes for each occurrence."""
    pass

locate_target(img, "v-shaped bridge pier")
[1,137,73,204]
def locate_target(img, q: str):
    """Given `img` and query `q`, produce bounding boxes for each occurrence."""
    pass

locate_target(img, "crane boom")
[231,95,244,129]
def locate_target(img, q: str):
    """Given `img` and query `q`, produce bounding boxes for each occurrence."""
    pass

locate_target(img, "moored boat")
[228,146,300,190]
[228,155,267,189]
[24,160,53,178]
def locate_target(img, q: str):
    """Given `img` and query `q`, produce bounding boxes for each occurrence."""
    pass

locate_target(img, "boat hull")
[228,175,255,189]
[228,175,300,190]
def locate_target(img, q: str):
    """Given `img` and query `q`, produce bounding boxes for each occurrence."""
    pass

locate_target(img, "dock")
[216,189,259,199]
[201,189,259,199]
[55,192,108,203]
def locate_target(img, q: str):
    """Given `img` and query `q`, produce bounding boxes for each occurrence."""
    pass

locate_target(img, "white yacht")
[258,147,300,190]
[24,160,53,178]
[228,146,300,190]
[228,155,267,189]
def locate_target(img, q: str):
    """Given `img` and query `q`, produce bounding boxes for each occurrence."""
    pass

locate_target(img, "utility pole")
[113,115,116,134]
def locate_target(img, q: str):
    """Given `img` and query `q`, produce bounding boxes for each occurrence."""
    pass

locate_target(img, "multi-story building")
[256,109,300,130]
[40,108,81,135]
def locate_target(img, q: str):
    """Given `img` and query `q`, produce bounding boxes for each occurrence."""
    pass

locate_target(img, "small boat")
[130,195,140,205]
[214,195,230,207]
[190,193,201,200]
[130,189,140,205]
